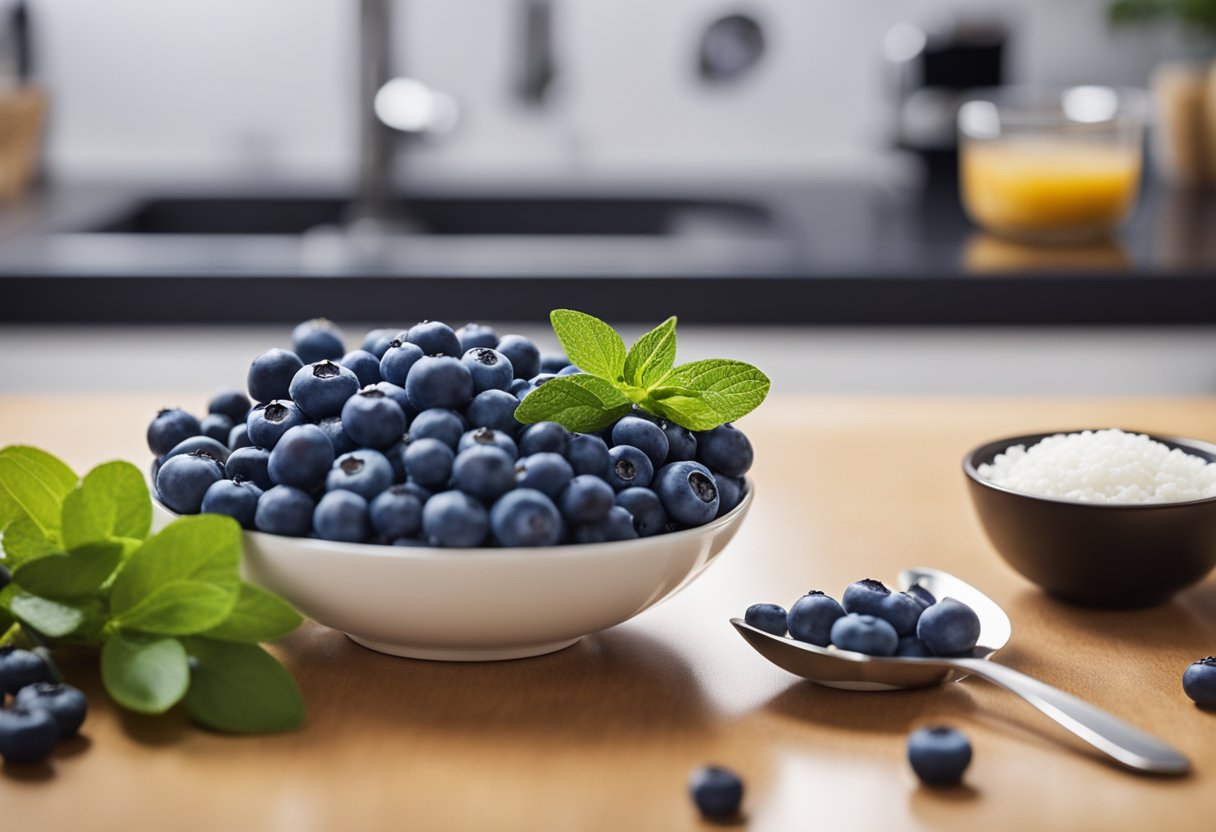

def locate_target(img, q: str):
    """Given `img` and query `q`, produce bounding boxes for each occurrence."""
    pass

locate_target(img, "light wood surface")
[2,393,1216,831]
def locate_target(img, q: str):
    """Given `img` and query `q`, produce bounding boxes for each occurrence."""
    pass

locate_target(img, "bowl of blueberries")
[149,317,757,660]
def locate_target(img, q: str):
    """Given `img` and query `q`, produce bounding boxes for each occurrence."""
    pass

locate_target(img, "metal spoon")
[731,567,1190,776]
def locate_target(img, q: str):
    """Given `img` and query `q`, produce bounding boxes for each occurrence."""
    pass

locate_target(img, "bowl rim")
[962,429,1216,510]
[155,478,753,559]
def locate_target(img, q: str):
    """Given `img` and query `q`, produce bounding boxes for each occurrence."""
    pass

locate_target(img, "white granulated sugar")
[978,429,1216,504]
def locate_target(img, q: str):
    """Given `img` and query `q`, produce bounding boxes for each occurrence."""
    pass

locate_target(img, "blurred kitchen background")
[1,0,1215,395]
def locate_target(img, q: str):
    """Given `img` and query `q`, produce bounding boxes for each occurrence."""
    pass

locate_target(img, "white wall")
[28,0,1193,184]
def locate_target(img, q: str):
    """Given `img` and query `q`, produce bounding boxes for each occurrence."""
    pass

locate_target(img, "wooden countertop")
[2,394,1215,831]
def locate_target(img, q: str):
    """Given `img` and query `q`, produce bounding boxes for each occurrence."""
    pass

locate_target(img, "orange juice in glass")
[959,87,1147,243]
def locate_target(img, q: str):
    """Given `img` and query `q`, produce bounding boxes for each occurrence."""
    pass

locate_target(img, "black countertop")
[2,175,1214,325]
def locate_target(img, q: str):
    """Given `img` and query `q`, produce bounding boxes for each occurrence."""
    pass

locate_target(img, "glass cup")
[958,87,1148,243]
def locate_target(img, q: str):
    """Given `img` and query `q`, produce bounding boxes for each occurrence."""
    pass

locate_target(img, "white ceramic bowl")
[153,486,752,661]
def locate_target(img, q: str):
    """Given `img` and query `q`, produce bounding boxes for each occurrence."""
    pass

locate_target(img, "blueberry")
[514,453,573,499]
[157,452,226,514]
[339,387,406,449]
[787,591,845,646]
[225,446,272,490]
[292,317,345,364]
[379,340,426,387]
[200,478,264,529]
[369,486,423,540]
[606,445,654,491]
[508,378,531,397]
[13,682,88,738]
[573,505,639,543]
[660,421,697,462]
[391,537,429,548]
[313,490,370,543]
[317,416,356,456]
[451,445,516,503]
[422,490,489,547]
[326,449,394,500]
[0,647,53,695]
[514,385,537,402]
[529,373,558,388]
[247,348,304,404]
[400,481,434,504]
[539,353,569,373]
[373,381,415,420]
[408,408,467,448]
[744,603,788,636]
[163,435,230,465]
[458,427,519,460]
[566,433,611,477]
[842,578,892,617]
[611,416,669,470]
[254,485,316,536]
[0,707,58,765]
[406,320,462,357]
[557,364,583,376]
[877,592,925,637]
[1183,657,1216,706]
[907,584,937,610]
[405,355,475,411]
[147,408,201,456]
[339,349,383,387]
[246,400,307,450]
[461,348,515,394]
[653,461,719,526]
[897,636,932,658]
[713,472,746,517]
[200,413,234,445]
[496,334,541,380]
[558,475,615,525]
[519,421,570,456]
[613,487,668,537]
[456,322,499,352]
[382,440,407,483]
[907,726,972,786]
[696,424,753,478]
[228,422,253,451]
[688,765,743,820]
[403,438,456,489]
[831,613,900,656]
[208,389,251,424]
[289,360,360,420]
[490,489,564,547]
[916,598,981,656]
[465,389,519,435]
[0,564,9,592]
[361,327,399,359]
[268,424,335,490]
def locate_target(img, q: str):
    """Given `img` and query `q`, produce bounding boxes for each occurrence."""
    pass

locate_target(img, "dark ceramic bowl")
[963,431,1216,608]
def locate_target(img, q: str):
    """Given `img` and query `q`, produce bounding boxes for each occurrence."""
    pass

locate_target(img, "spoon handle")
[951,657,1190,775]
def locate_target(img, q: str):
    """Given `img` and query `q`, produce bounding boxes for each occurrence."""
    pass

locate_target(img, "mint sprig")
[515,310,770,432]
[0,445,304,734]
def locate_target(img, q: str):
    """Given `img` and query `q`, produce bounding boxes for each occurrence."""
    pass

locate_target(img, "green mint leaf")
[113,579,238,636]
[623,316,677,389]
[12,541,123,599]
[101,632,190,714]
[182,638,304,733]
[514,374,632,432]
[0,446,77,538]
[6,589,87,638]
[549,310,627,381]
[0,516,58,567]
[202,583,303,644]
[644,394,726,432]
[651,359,770,428]
[61,460,151,550]
[110,514,241,618]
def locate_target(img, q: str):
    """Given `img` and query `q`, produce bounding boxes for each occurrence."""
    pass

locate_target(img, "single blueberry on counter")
[326,449,395,500]
[696,423,753,478]
[654,460,719,526]
[491,489,564,547]
[787,591,845,646]
[830,613,899,656]
[369,486,423,540]
[13,682,88,738]
[917,598,981,657]
[379,340,426,387]
[200,413,235,445]
[422,490,489,547]
[566,433,611,478]
[314,490,371,543]
[496,334,541,380]
[289,360,360,420]
[208,388,252,424]
[558,475,615,525]
[573,506,639,543]
[688,765,744,820]
[200,478,264,529]
[614,487,667,537]
[458,427,519,460]
[254,485,316,537]
[157,452,226,515]
[461,348,515,394]
[268,424,335,491]
[405,355,475,411]
[606,445,654,491]
[465,389,520,435]
[341,387,407,449]
[147,408,202,456]
[907,726,972,786]
[519,421,570,456]
[225,446,273,490]
[744,603,788,636]
[339,349,384,388]
[0,707,59,765]
[0,647,54,695]
[292,317,345,364]
[514,453,574,500]
[1183,657,1216,706]
[451,445,516,502]
[247,348,304,404]
[456,322,499,352]
[246,400,306,450]
[402,437,456,489]
[405,320,463,357]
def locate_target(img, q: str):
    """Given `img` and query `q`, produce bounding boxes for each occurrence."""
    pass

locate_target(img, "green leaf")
[101,632,190,714]
[182,638,304,733]
[651,359,771,428]
[113,579,238,636]
[623,316,678,389]
[514,374,632,432]
[202,583,303,643]
[644,393,728,432]
[0,446,77,538]
[0,516,58,567]
[549,310,627,381]
[110,514,241,619]
[7,589,87,638]
[12,541,123,599]
[61,461,151,550]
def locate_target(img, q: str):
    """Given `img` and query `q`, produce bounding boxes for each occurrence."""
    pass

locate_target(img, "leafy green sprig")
[0,446,303,734]
[515,310,771,433]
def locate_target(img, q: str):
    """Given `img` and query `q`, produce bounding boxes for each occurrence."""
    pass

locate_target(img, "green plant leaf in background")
[0,446,77,538]
[182,638,304,733]
[549,309,627,380]
[202,583,303,644]
[101,631,190,714]
[514,373,633,432]
[61,460,152,550]
[12,541,123,599]
[622,315,677,389]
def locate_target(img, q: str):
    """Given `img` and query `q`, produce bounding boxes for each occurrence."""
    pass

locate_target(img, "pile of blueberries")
[148,318,752,548]
[745,578,982,658]
[0,643,88,765]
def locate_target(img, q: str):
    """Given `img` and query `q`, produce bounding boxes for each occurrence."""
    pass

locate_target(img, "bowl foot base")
[346,634,582,661]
